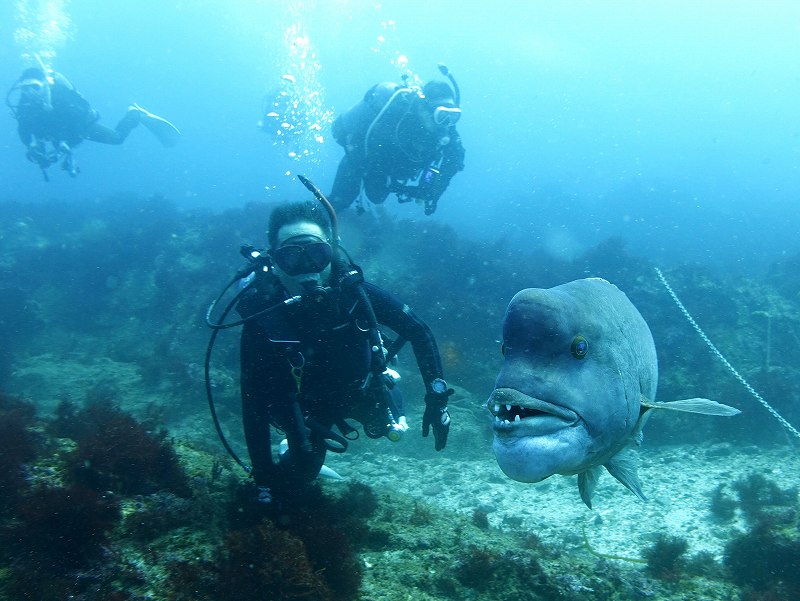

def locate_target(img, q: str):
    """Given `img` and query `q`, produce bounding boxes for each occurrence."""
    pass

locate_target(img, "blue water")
[2,0,799,273]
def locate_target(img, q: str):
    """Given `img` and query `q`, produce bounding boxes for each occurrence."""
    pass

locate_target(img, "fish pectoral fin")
[578,467,603,509]
[641,397,741,417]
[604,447,647,502]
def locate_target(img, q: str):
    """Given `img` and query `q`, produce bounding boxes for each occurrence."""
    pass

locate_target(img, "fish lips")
[487,387,580,436]
[488,387,589,482]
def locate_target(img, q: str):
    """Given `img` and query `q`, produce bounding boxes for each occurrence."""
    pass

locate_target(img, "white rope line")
[655,267,800,440]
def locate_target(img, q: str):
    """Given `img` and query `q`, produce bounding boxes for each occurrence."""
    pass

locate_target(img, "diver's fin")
[131,103,181,147]
[577,466,603,509]
[278,439,344,481]
[318,465,345,480]
[641,397,741,416]
[604,447,647,502]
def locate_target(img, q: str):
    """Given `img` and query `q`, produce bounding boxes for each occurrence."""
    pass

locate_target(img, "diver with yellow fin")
[6,56,180,180]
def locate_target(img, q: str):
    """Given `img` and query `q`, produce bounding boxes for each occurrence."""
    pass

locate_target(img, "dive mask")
[271,236,332,276]
[20,79,44,93]
[433,105,461,127]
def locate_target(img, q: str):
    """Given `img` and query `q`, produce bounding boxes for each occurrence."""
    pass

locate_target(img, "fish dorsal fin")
[604,446,647,502]
[640,396,741,417]
[578,466,603,509]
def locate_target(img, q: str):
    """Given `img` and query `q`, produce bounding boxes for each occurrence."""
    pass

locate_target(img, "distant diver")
[6,59,181,180]
[329,63,466,215]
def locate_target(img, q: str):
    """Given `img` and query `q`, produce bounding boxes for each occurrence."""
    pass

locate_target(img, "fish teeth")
[505,404,512,411]
[494,404,500,413]
[514,415,521,422]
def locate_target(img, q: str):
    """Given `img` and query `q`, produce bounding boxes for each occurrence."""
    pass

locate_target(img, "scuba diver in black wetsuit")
[218,184,452,505]
[6,63,180,180]
[329,65,465,215]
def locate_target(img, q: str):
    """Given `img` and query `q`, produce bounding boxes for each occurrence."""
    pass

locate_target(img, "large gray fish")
[488,278,739,508]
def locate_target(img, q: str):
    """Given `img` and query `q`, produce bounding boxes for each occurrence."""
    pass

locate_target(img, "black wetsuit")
[329,82,466,214]
[16,72,139,149]
[237,268,444,492]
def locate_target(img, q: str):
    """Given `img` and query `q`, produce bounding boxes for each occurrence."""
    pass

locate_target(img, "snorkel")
[293,174,342,298]
[425,65,461,148]
[437,63,460,107]
[297,174,339,244]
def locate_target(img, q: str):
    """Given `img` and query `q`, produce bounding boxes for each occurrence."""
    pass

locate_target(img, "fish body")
[488,278,739,507]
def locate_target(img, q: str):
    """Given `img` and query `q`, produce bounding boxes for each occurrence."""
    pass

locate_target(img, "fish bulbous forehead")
[504,289,586,342]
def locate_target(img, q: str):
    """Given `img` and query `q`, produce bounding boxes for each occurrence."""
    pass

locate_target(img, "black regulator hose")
[205,280,304,473]
[204,282,252,473]
[5,83,20,116]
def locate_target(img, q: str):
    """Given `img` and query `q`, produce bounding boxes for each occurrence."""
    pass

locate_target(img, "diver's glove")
[422,387,453,451]
[412,184,444,215]
[395,415,409,432]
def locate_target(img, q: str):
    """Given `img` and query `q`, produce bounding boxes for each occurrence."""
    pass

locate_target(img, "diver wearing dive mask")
[432,105,461,128]
[328,66,466,216]
[271,235,332,277]
[7,62,180,181]
[269,225,333,298]
[236,199,452,506]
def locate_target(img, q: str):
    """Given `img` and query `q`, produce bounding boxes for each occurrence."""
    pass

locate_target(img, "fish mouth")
[487,388,579,434]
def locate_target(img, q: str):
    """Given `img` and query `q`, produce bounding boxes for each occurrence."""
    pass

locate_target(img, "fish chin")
[492,426,593,483]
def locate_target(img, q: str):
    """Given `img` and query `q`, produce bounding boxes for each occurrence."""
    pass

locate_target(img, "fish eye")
[571,335,588,359]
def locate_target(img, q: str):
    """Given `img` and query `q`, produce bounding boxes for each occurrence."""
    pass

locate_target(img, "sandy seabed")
[320,430,798,563]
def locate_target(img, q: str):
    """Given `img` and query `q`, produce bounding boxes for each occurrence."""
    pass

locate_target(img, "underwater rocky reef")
[1,194,799,600]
